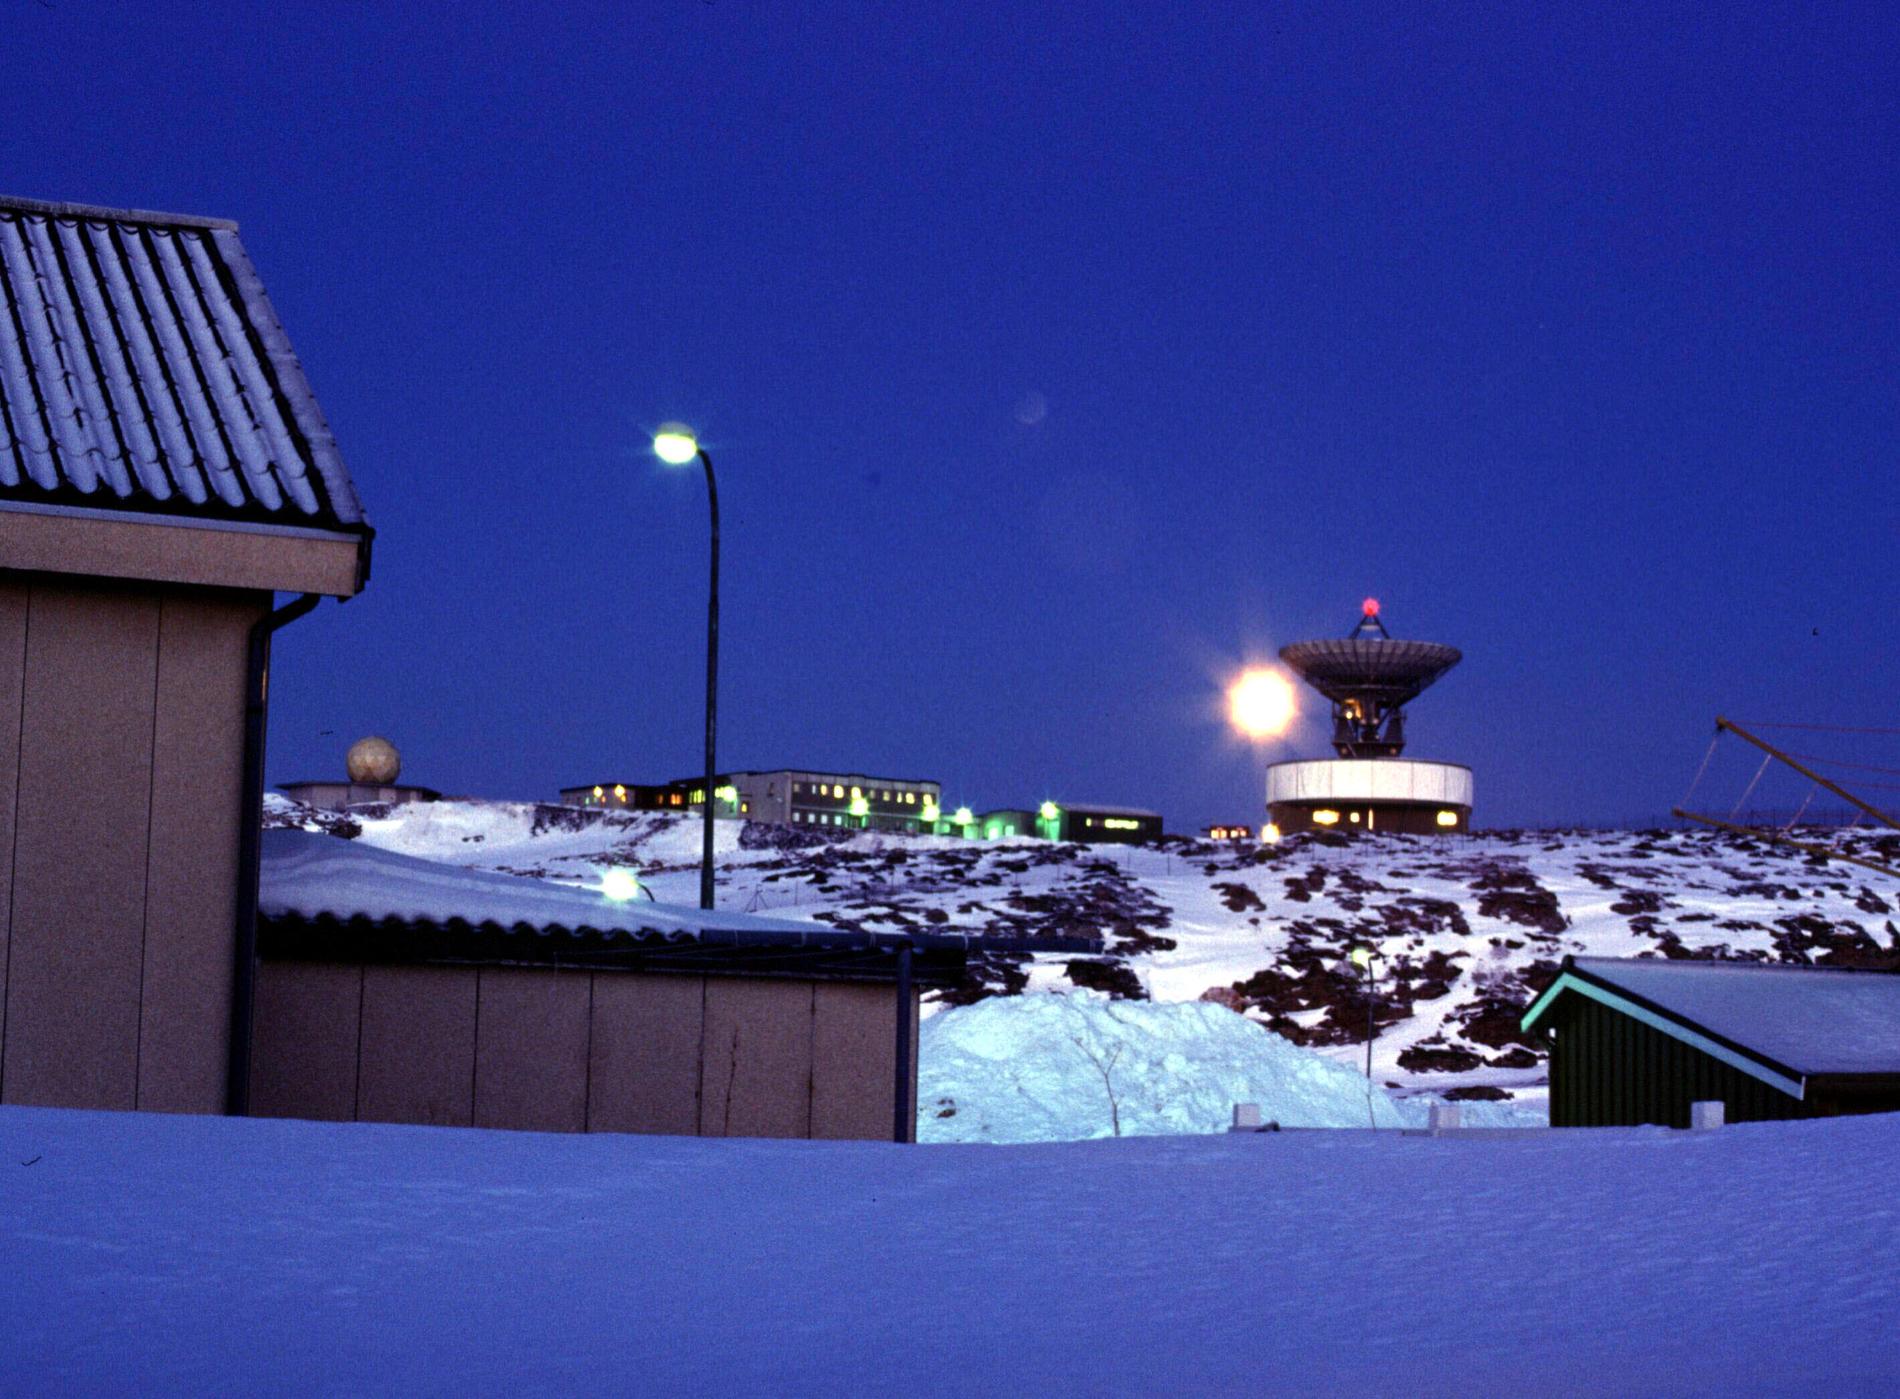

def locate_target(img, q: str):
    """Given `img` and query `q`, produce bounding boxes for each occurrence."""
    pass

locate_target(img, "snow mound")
[919,989,1405,1142]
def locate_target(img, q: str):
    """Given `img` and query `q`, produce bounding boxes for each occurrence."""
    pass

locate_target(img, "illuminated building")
[977,802,1163,845]
[562,769,942,833]
[1267,600,1472,835]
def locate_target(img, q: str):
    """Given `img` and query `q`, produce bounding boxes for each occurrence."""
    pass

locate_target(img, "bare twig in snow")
[1071,1035,1125,1138]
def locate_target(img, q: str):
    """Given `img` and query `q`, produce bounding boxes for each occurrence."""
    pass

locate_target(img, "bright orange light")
[1227,667,1296,739]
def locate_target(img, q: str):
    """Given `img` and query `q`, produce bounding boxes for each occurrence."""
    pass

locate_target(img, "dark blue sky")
[10,4,1896,829]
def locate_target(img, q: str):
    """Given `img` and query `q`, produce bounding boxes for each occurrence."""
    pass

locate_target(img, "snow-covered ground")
[6,1103,1900,1394]
[270,796,1900,1121]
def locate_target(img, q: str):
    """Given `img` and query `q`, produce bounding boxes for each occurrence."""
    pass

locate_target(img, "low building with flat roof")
[251,830,1095,1140]
[977,802,1164,844]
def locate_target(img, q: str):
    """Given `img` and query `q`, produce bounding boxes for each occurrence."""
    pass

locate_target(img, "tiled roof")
[0,195,367,533]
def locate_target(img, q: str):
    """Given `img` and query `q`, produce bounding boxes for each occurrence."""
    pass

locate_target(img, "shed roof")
[1523,955,1900,1085]
[261,828,838,942]
[0,195,367,535]
[258,829,1098,967]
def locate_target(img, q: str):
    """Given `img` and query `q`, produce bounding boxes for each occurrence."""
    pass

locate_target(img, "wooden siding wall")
[250,961,917,1142]
[1549,995,1808,1128]
[0,574,264,1113]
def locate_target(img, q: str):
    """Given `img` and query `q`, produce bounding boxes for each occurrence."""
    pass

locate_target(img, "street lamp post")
[1349,945,1379,1080]
[654,424,719,911]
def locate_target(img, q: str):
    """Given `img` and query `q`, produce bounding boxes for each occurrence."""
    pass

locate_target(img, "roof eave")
[0,193,238,230]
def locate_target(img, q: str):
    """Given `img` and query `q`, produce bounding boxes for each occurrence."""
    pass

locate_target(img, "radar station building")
[1268,601,1472,836]
[280,736,441,811]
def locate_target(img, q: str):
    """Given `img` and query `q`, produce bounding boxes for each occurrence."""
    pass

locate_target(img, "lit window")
[1312,809,1340,826]
[1436,810,1459,828]
[1349,811,1361,824]
[833,785,844,798]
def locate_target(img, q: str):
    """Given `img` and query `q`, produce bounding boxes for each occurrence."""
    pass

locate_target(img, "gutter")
[226,592,322,1114]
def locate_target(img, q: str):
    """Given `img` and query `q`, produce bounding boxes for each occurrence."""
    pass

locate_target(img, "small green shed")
[1522,955,1900,1128]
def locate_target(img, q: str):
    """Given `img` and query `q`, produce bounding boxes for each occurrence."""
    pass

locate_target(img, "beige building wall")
[587,972,705,1136]
[251,961,915,1142]
[0,573,264,1112]
[474,968,590,1133]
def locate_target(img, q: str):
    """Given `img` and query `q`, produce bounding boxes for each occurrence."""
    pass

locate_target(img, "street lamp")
[1349,945,1379,1080]
[654,422,719,910]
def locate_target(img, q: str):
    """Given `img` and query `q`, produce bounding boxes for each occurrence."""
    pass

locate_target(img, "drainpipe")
[893,939,914,1143]
[226,592,322,1115]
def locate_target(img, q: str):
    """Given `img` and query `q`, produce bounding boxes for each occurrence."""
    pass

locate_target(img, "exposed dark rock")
[1611,889,1667,916]
[1468,863,1568,934]
[1398,1043,1485,1073]
[1065,959,1148,999]
[933,950,1031,1007]
[1214,882,1266,913]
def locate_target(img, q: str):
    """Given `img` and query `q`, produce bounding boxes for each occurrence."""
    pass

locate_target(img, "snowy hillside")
[267,796,1900,1112]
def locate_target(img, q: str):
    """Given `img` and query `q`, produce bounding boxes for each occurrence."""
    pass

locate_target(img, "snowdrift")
[919,988,1404,1142]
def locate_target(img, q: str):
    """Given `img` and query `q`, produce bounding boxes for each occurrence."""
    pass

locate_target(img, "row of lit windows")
[794,811,925,827]
[794,781,928,805]
[583,785,749,813]
[1309,808,1460,828]
[587,784,687,808]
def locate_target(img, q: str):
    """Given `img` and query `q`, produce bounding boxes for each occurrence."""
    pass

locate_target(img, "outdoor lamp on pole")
[1349,945,1379,1080]
[654,423,719,911]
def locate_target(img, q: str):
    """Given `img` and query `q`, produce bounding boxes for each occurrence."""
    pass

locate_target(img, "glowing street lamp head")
[1039,800,1060,823]
[1228,667,1297,740]
[849,795,870,818]
[601,868,642,902]
[953,806,974,825]
[653,423,700,465]
[1349,945,1374,970]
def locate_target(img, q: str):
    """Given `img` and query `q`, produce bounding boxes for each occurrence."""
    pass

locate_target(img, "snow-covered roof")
[0,195,366,532]
[260,829,825,941]
[1525,955,1900,1081]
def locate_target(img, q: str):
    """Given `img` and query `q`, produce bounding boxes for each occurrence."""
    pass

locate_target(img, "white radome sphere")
[346,735,401,785]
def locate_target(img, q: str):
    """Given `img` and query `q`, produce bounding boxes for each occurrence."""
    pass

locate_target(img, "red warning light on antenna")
[1362,596,1380,618]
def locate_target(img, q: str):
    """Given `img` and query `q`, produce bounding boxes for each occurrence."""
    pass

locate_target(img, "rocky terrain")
[266,795,1900,1109]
